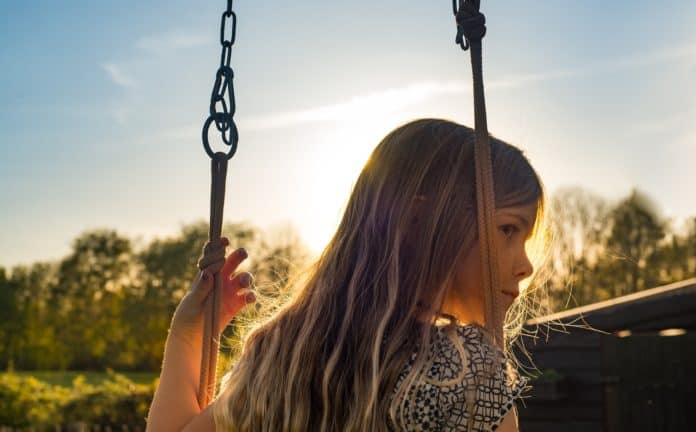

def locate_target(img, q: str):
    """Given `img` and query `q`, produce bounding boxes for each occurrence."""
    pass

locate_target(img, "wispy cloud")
[135,31,207,53]
[241,82,467,130]
[236,42,696,131]
[101,63,137,88]
[155,42,696,138]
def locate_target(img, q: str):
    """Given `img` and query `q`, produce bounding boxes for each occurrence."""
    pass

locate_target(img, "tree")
[602,189,666,297]
[130,220,264,369]
[53,229,136,369]
[546,186,609,309]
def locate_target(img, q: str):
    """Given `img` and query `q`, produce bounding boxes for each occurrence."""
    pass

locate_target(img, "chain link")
[202,0,238,160]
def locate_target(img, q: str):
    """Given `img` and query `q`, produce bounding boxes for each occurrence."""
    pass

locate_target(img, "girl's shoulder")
[388,323,531,431]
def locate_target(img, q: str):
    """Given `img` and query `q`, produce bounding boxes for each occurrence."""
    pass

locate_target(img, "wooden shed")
[515,278,696,432]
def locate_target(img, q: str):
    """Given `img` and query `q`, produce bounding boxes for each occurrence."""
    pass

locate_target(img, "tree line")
[0,220,311,371]
[0,187,694,372]
[545,186,695,309]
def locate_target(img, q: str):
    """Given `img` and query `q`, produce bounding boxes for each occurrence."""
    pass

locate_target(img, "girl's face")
[442,203,537,326]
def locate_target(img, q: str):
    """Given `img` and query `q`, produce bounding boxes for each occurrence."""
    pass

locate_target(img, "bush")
[0,373,71,428]
[531,368,564,382]
[0,371,156,430]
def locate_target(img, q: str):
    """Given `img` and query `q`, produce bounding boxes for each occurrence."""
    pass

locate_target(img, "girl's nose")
[515,253,534,281]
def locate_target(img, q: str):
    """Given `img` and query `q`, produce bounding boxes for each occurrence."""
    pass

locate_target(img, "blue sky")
[1,1,695,267]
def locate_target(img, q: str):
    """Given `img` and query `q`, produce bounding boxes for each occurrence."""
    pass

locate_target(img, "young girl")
[147,118,550,431]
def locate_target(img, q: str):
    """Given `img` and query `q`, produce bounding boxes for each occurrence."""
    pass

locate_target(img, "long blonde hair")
[213,119,553,431]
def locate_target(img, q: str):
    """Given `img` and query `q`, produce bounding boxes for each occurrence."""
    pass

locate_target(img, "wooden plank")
[525,349,601,370]
[526,280,696,329]
[518,419,603,432]
[523,382,603,404]
[516,328,603,351]
[518,402,602,420]
[521,368,602,384]
[600,334,619,432]
[603,333,696,430]
[629,313,696,332]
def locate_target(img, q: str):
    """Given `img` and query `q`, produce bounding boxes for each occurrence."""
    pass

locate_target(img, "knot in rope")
[454,0,486,51]
[197,238,227,274]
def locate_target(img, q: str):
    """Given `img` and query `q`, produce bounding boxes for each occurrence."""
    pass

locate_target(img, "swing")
[194,0,505,413]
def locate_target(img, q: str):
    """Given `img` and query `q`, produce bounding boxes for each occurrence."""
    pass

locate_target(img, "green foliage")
[530,368,564,383]
[0,372,70,428]
[13,370,157,387]
[60,371,154,428]
[0,371,155,429]
[0,219,310,372]
[544,187,695,312]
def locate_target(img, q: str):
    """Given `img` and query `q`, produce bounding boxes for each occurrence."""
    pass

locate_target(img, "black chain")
[202,0,238,160]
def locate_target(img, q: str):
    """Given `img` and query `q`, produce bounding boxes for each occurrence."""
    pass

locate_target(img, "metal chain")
[202,0,239,160]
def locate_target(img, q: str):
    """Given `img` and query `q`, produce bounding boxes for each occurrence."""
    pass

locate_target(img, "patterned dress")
[387,323,532,431]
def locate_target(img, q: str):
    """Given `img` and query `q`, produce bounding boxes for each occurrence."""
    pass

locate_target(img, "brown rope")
[455,0,503,352]
[455,2,503,429]
[197,152,229,408]
[470,39,504,351]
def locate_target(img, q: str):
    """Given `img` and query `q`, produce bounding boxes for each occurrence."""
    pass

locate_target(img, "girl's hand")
[170,237,256,348]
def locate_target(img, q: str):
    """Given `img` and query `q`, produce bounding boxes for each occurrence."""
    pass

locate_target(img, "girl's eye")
[500,224,519,238]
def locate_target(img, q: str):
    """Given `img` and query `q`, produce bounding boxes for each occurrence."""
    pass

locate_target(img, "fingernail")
[238,248,248,259]
[246,292,256,303]
[240,273,251,286]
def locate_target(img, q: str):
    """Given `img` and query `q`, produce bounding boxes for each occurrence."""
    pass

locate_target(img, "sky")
[1,1,695,268]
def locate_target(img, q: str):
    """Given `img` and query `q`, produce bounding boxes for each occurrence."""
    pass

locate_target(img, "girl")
[147,118,551,431]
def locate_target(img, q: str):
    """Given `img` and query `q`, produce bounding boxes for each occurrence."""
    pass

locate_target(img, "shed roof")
[527,278,696,332]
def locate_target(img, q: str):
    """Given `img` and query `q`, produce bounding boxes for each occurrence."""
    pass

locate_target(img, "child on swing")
[147,118,550,431]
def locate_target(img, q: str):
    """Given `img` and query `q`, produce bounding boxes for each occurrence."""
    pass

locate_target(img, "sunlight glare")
[301,113,404,256]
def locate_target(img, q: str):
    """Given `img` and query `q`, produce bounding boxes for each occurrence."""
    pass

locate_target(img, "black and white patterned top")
[387,323,531,431]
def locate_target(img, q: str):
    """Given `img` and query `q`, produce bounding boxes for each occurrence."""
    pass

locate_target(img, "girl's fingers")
[236,288,256,303]
[227,271,254,298]
[221,271,255,319]
[194,239,255,326]
[221,247,248,279]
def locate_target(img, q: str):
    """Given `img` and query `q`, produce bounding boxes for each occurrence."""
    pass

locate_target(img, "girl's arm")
[146,331,207,431]
[146,238,255,431]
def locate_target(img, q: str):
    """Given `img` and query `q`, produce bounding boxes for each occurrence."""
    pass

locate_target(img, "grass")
[8,370,158,387]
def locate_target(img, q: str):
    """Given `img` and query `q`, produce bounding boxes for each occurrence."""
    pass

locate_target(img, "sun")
[300,118,400,256]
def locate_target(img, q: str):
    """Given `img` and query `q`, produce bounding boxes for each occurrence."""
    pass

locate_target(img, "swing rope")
[197,0,239,409]
[454,2,503,430]
[453,0,503,352]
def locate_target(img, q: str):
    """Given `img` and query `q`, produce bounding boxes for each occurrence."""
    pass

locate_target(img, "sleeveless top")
[386,323,532,432]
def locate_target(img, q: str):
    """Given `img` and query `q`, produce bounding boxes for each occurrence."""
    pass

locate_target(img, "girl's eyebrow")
[500,212,532,230]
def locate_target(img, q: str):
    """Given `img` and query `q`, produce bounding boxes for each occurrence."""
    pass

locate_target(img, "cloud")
[234,73,570,130]
[155,42,696,137]
[239,82,467,130]
[135,31,207,53]
[236,42,696,131]
[101,63,137,88]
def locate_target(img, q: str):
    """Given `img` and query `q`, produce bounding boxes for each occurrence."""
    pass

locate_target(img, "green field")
[9,370,158,387]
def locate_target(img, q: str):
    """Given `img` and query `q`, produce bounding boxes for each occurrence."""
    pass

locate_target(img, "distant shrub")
[0,372,69,428]
[0,371,156,430]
